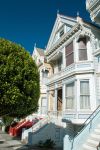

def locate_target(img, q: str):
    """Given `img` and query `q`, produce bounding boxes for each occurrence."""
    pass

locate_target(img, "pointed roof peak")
[57,9,59,15]
[76,12,83,24]
[77,11,79,17]
[34,43,36,49]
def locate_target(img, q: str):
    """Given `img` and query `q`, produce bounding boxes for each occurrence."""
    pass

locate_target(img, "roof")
[59,13,100,29]
[58,13,77,22]
[36,48,45,56]
[83,20,100,29]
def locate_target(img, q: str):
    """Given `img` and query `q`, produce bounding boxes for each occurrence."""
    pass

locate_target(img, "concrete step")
[82,144,97,150]
[94,128,100,134]
[13,145,29,150]
[97,124,100,128]
[90,133,100,141]
[86,139,99,147]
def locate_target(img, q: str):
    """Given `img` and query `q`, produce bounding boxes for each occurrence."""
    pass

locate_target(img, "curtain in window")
[80,96,90,109]
[66,83,74,109]
[80,81,90,109]
[65,42,74,66]
[78,37,87,60]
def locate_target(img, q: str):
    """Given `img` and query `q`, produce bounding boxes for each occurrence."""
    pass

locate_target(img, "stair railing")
[32,116,49,132]
[72,105,100,149]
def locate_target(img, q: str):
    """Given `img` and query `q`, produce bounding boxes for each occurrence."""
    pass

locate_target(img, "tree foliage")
[0,38,40,118]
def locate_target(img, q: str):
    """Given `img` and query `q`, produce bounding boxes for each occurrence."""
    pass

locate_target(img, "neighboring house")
[86,0,100,99]
[86,0,100,24]
[46,14,100,124]
[32,46,52,115]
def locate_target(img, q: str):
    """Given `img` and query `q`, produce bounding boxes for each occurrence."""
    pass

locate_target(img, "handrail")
[73,105,100,140]
[32,116,49,132]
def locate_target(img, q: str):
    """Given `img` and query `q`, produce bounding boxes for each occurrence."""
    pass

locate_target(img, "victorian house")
[46,14,100,123]
[32,46,52,115]
[23,10,100,149]
[45,13,100,149]
[86,0,100,24]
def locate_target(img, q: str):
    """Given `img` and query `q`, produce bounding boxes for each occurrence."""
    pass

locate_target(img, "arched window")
[65,42,74,66]
[78,37,88,61]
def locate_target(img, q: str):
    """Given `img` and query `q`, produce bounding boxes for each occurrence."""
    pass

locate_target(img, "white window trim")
[79,79,90,110]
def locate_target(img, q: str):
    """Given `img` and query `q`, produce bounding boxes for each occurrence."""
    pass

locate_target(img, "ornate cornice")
[46,23,80,56]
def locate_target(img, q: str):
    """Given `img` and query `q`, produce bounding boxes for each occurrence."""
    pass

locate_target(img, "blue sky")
[0,0,91,54]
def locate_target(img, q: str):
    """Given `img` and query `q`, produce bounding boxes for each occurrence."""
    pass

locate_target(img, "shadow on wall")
[27,122,67,149]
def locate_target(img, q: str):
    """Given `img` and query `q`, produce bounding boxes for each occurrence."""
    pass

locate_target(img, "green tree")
[0,38,40,118]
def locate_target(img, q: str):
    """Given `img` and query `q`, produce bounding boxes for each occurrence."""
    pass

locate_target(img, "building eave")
[46,23,80,57]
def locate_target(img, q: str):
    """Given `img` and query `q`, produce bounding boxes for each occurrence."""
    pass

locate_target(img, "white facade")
[30,14,100,149]
[45,14,100,124]
[86,0,100,108]
[32,46,52,115]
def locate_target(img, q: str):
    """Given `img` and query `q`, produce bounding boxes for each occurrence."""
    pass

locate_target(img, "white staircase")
[21,115,49,143]
[64,105,100,150]
[82,124,100,150]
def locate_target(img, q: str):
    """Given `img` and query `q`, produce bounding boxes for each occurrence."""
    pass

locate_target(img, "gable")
[46,14,77,51]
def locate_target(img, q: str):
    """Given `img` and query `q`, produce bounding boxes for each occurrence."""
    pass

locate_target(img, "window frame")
[80,80,90,110]
[65,42,74,66]
[78,37,88,61]
[65,82,75,110]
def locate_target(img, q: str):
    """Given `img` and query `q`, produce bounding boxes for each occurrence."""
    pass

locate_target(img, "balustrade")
[47,61,94,84]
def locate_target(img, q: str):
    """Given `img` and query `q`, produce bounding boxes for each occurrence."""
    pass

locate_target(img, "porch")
[47,74,96,124]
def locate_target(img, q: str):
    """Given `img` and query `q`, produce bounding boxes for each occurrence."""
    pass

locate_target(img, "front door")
[57,89,62,111]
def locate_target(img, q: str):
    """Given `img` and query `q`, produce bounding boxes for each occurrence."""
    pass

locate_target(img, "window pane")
[66,83,74,96]
[80,96,90,109]
[66,83,74,109]
[66,53,74,66]
[65,42,74,66]
[78,37,87,61]
[80,81,89,95]
[65,42,73,55]
[78,38,86,49]
[80,81,90,109]
[42,70,48,78]
[66,98,73,109]
[79,49,87,60]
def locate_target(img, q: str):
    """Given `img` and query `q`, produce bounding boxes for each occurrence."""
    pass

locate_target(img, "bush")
[38,139,55,148]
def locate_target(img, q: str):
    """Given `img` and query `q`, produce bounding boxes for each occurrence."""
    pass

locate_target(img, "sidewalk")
[0,130,28,150]
[0,130,62,150]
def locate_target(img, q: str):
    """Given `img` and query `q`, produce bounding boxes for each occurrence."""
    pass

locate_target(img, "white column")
[62,47,66,69]
[90,76,96,110]
[54,89,57,111]
[87,41,92,61]
[74,38,79,62]
[46,91,49,113]
[62,83,66,111]
[77,79,80,111]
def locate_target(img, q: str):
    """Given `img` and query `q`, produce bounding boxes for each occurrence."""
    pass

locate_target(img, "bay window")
[80,80,90,109]
[65,42,74,66]
[78,37,87,61]
[66,82,74,109]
